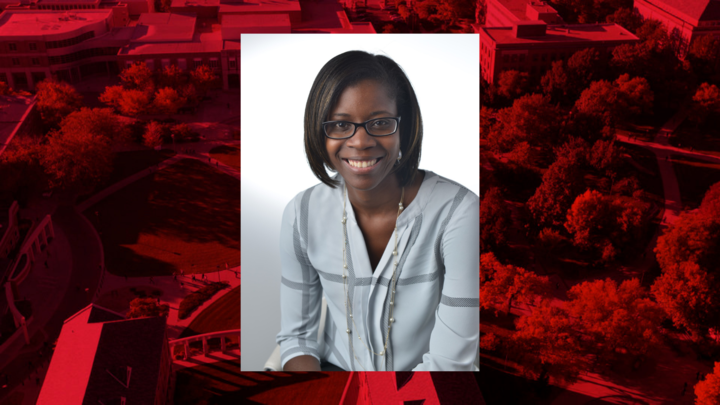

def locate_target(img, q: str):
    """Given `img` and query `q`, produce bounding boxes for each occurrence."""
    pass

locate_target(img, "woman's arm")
[275,191,324,370]
[283,355,321,371]
[412,189,480,371]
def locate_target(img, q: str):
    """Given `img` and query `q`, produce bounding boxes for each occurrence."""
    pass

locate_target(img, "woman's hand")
[283,355,321,371]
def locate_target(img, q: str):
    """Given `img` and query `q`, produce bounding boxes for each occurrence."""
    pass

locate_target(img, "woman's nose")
[346,125,375,149]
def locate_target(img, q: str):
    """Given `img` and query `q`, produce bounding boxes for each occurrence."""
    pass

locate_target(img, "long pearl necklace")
[342,184,404,371]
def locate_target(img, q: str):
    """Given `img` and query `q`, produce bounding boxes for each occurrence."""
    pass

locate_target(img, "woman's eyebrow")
[330,111,395,118]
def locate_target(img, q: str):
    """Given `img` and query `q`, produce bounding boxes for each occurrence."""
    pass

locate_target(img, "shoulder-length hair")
[304,50,423,188]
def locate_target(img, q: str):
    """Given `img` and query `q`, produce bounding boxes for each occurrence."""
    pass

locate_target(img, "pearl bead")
[390,301,394,305]
[346,329,351,334]
[343,264,348,269]
[341,217,346,224]
[349,314,353,318]
[342,274,347,279]
[390,317,394,323]
[392,250,397,256]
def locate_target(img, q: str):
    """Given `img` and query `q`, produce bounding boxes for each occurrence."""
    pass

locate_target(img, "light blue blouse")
[276,171,479,371]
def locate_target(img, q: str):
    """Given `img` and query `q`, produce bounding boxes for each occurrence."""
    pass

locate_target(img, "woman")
[277,51,479,371]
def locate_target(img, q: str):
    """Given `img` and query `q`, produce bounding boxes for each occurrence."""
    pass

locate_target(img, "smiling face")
[325,79,401,192]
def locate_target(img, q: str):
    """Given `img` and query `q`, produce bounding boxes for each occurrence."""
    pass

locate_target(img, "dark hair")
[304,50,423,188]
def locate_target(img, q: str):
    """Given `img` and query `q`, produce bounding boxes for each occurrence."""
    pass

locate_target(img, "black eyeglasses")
[322,117,401,139]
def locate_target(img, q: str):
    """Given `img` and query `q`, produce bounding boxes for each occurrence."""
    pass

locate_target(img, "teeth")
[348,159,377,168]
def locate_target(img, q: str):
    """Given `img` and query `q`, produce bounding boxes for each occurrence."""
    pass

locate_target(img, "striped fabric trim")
[440,294,479,307]
[324,318,349,370]
[377,270,440,287]
[434,188,469,274]
[382,213,423,371]
[281,277,307,291]
[281,346,320,364]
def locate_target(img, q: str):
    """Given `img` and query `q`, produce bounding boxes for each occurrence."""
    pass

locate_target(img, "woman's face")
[325,79,400,192]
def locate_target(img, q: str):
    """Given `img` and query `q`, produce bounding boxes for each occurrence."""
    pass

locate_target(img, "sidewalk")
[94,268,240,340]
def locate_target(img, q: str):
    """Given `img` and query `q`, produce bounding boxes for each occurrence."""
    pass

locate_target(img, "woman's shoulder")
[284,180,341,213]
[422,171,479,205]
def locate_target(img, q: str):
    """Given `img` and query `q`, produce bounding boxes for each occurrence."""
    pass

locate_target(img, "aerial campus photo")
[478,0,720,404]
[0,0,485,404]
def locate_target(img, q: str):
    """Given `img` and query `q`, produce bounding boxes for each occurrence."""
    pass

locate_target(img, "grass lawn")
[174,364,348,404]
[671,155,720,209]
[180,286,239,338]
[209,145,239,171]
[89,158,240,277]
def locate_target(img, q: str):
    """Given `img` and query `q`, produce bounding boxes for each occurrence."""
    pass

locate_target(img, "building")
[480,21,640,83]
[485,0,564,27]
[0,9,131,89]
[38,304,172,405]
[634,0,720,57]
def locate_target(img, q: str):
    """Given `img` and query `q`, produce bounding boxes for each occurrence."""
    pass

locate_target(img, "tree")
[574,79,618,123]
[143,121,165,148]
[541,60,570,103]
[59,108,129,144]
[605,7,642,32]
[153,87,186,115]
[35,79,83,128]
[513,303,585,385]
[614,74,654,118]
[527,156,585,228]
[42,128,113,190]
[190,65,217,97]
[117,89,152,116]
[700,181,720,218]
[496,70,529,100]
[565,190,646,261]
[120,62,154,92]
[652,209,720,338]
[566,278,662,363]
[170,123,199,143]
[127,297,169,319]
[588,139,621,173]
[99,85,124,110]
[486,94,563,153]
[480,253,549,316]
[611,43,653,78]
[158,64,187,89]
[688,34,720,80]
[695,362,720,405]
[690,83,720,125]
[0,136,47,203]
[480,188,512,253]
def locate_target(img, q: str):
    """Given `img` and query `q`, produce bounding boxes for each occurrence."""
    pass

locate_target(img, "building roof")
[496,0,557,21]
[482,23,639,45]
[218,0,300,15]
[36,0,100,4]
[134,12,196,42]
[641,0,720,25]
[0,10,111,37]
[221,13,290,36]
[121,29,223,55]
[37,304,167,405]
[171,0,219,8]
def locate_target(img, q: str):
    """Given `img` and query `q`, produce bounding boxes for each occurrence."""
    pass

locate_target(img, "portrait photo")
[241,34,479,371]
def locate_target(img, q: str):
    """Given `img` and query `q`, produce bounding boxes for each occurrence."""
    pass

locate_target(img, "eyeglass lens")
[324,118,398,138]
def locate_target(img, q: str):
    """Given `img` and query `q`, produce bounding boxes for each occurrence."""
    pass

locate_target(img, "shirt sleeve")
[275,194,324,369]
[412,191,480,371]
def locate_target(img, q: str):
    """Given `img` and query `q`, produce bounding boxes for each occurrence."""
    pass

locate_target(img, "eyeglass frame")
[321,116,402,139]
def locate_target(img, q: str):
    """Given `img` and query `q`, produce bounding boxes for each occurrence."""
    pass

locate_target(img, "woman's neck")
[346,174,404,218]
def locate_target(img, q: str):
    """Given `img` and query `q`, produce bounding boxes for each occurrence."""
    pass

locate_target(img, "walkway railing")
[168,329,240,361]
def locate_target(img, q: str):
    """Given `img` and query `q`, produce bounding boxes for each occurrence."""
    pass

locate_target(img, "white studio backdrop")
[240,34,479,370]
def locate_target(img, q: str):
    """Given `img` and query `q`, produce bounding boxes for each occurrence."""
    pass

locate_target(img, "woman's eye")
[372,120,387,126]
[336,122,349,129]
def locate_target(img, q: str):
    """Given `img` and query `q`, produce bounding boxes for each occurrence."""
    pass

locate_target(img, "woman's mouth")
[342,157,383,172]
